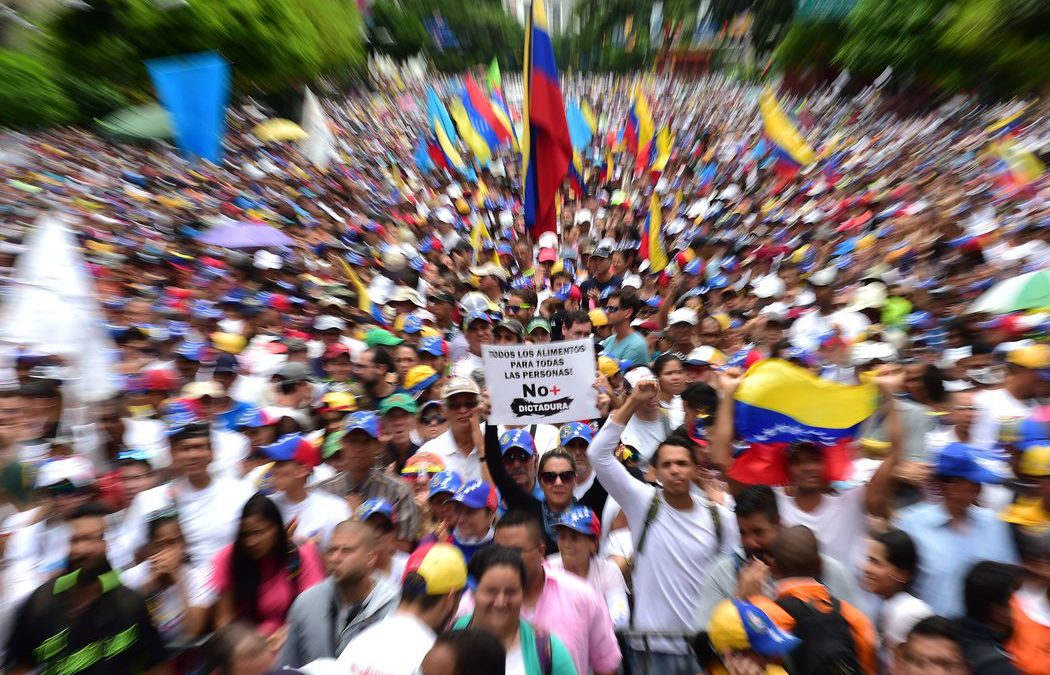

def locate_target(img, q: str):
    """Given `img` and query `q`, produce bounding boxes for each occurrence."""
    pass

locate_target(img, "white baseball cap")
[668,308,699,326]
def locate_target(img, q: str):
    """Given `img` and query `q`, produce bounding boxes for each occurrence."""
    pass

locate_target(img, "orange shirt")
[751,578,878,675]
[1008,592,1050,675]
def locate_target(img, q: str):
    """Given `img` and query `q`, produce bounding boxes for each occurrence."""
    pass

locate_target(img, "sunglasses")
[421,414,447,425]
[507,304,532,313]
[539,470,575,485]
[605,305,621,312]
[503,450,532,464]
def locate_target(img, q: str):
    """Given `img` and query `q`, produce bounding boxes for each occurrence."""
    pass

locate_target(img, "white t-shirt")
[622,414,671,466]
[375,551,409,590]
[124,418,171,469]
[119,477,253,573]
[270,489,351,546]
[589,419,737,653]
[418,428,484,483]
[775,487,867,570]
[451,353,483,379]
[337,612,437,675]
[972,387,1035,449]
[121,559,214,642]
[211,429,250,480]
[505,645,526,675]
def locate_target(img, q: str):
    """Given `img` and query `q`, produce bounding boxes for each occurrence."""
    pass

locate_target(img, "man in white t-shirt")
[710,367,905,571]
[589,379,737,675]
[117,422,252,573]
[263,433,350,547]
[337,543,467,675]
[971,344,1048,449]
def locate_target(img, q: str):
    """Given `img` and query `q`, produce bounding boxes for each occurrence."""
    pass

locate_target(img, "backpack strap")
[706,498,723,549]
[534,628,553,675]
[635,490,662,557]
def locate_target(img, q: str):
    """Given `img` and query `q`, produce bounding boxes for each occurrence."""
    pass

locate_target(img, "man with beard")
[693,485,862,628]
[5,502,168,675]
[337,542,468,675]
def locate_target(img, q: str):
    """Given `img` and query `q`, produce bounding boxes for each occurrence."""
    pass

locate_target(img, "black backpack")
[776,595,861,675]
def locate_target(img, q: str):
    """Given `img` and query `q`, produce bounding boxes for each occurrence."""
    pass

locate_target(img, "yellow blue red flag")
[640,193,667,273]
[523,0,572,239]
[759,88,814,174]
[734,359,876,445]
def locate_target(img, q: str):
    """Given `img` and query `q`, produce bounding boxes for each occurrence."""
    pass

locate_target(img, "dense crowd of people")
[0,70,1047,675]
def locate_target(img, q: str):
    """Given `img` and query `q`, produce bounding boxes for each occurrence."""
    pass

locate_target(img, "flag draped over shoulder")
[640,193,667,273]
[733,359,876,446]
[759,88,814,174]
[523,0,572,239]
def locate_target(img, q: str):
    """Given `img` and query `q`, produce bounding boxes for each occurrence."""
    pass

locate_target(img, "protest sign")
[482,339,599,425]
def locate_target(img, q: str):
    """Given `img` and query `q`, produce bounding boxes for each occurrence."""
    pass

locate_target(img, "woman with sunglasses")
[415,400,449,444]
[484,425,578,554]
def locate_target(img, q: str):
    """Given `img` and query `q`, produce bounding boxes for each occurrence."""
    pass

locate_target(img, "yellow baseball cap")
[598,356,621,378]
[1009,344,1050,371]
[402,543,467,594]
[589,308,609,328]
[1020,445,1050,478]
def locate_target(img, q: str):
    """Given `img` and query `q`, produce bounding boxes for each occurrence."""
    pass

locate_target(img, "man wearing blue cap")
[356,498,410,589]
[896,442,1019,616]
[451,312,493,379]
[313,412,420,549]
[417,336,450,377]
[262,433,350,547]
[446,479,498,562]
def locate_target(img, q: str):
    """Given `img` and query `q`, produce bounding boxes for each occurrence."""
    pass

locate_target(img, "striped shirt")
[312,470,420,543]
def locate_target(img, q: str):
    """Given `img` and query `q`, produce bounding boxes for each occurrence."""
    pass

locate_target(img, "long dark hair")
[231,493,299,623]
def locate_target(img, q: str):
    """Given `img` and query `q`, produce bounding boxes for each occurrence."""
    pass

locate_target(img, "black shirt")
[6,569,167,674]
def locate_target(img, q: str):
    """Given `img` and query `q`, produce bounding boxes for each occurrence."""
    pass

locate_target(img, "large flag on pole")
[147,51,230,163]
[300,88,335,170]
[523,0,572,239]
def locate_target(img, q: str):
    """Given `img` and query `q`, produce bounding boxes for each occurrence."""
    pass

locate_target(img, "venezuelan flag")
[469,216,501,267]
[988,104,1029,138]
[759,88,814,176]
[523,0,573,239]
[449,98,493,164]
[990,138,1044,186]
[426,87,457,146]
[568,151,586,197]
[733,359,876,446]
[649,127,673,180]
[464,75,511,147]
[640,193,668,273]
[489,91,518,150]
[624,86,655,158]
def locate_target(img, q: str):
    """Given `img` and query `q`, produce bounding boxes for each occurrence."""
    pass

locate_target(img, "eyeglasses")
[503,450,532,464]
[539,470,575,485]
[507,304,532,314]
[605,305,621,312]
[421,414,446,425]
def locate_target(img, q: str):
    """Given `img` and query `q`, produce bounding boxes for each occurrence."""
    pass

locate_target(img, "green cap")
[526,318,552,334]
[322,430,345,459]
[380,393,419,415]
[364,328,404,348]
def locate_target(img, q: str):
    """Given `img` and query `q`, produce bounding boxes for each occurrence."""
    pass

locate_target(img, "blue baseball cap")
[418,336,449,357]
[935,442,1008,484]
[452,480,499,511]
[499,429,535,456]
[555,505,600,537]
[428,471,464,499]
[462,310,492,331]
[356,498,395,523]
[260,433,320,468]
[402,315,424,334]
[344,411,380,438]
[559,422,594,445]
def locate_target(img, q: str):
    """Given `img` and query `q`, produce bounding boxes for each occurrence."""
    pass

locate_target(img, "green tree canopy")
[0,49,74,128]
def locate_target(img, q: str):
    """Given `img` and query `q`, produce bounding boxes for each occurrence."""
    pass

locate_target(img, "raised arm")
[484,424,541,513]
[591,381,660,524]
[865,366,906,519]
[709,368,745,471]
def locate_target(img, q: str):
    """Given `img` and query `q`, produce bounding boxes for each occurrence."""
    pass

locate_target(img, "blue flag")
[566,101,593,152]
[146,52,230,163]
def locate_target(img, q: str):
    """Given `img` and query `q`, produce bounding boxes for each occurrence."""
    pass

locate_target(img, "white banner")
[482,339,599,426]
